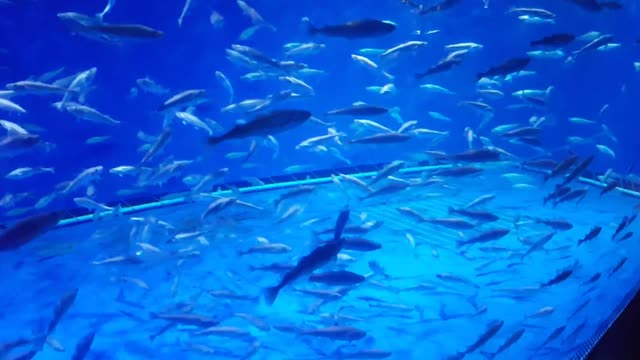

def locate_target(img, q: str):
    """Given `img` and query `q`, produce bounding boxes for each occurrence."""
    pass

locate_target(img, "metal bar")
[55,163,640,228]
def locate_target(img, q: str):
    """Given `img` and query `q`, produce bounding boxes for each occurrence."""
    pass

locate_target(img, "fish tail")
[207,135,224,146]
[480,351,496,360]
[263,286,280,306]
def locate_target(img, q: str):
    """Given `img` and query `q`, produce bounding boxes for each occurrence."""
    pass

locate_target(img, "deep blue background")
[1,0,639,218]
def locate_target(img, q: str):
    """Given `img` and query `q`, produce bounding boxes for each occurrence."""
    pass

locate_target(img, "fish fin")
[113,204,122,217]
[263,286,280,306]
[447,206,455,215]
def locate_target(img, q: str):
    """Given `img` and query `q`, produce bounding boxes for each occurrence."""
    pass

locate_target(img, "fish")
[47,288,79,335]
[86,23,163,39]
[341,237,382,252]
[609,257,627,277]
[416,50,468,79]
[301,326,367,340]
[448,207,499,222]
[5,167,54,180]
[0,212,62,251]
[441,148,502,162]
[530,33,575,47]
[481,329,525,359]
[309,270,366,286]
[264,210,348,305]
[611,216,629,240]
[559,156,594,187]
[159,89,207,111]
[349,132,411,144]
[541,269,572,287]
[544,154,578,182]
[458,229,510,247]
[140,129,172,164]
[464,194,496,208]
[577,226,602,246]
[263,238,344,305]
[325,104,388,117]
[208,110,311,146]
[304,18,396,38]
[457,320,504,357]
[477,57,531,79]
[71,331,96,360]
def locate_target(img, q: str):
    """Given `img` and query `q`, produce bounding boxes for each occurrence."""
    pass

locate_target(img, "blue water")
[1,0,640,359]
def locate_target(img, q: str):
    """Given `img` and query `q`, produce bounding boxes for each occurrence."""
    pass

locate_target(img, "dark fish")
[501,127,540,138]
[432,166,483,177]
[442,148,501,162]
[231,44,281,69]
[416,50,467,79]
[544,154,578,182]
[47,288,79,335]
[541,270,572,287]
[460,320,504,356]
[539,326,565,348]
[477,57,530,80]
[349,132,411,144]
[543,186,571,205]
[208,110,311,146]
[342,237,382,251]
[71,331,96,360]
[140,128,171,164]
[577,226,602,246]
[301,326,367,340]
[309,270,366,286]
[7,349,38,360]
[611,216,629,240]
[264,239,344,305]
[448,207,499,222]
[306,18,396,38]
[0,211,62,251]
[334,349,392,359]
[600,181,618,196]
[334,206,350,241]
[325,104,388,116]
[521,232,557,259]
[87,23,163,39]
[458,229,510,247]
[582,273,600,285]
[361,181,411,199]
[149,312,220,327]
[609,257,627,277]
[530,33,576,47]
[566,0,623,12]
[553,188,588,207]
[0,133,40,157]
[249,262,295,273]
[273,185,315,208]
[527,216,573,231]
[481,329,525,359]
[524,158,557,170]
[617,232,633,242]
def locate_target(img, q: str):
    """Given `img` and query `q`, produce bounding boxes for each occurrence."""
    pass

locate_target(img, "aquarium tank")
[1,0,639,359]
